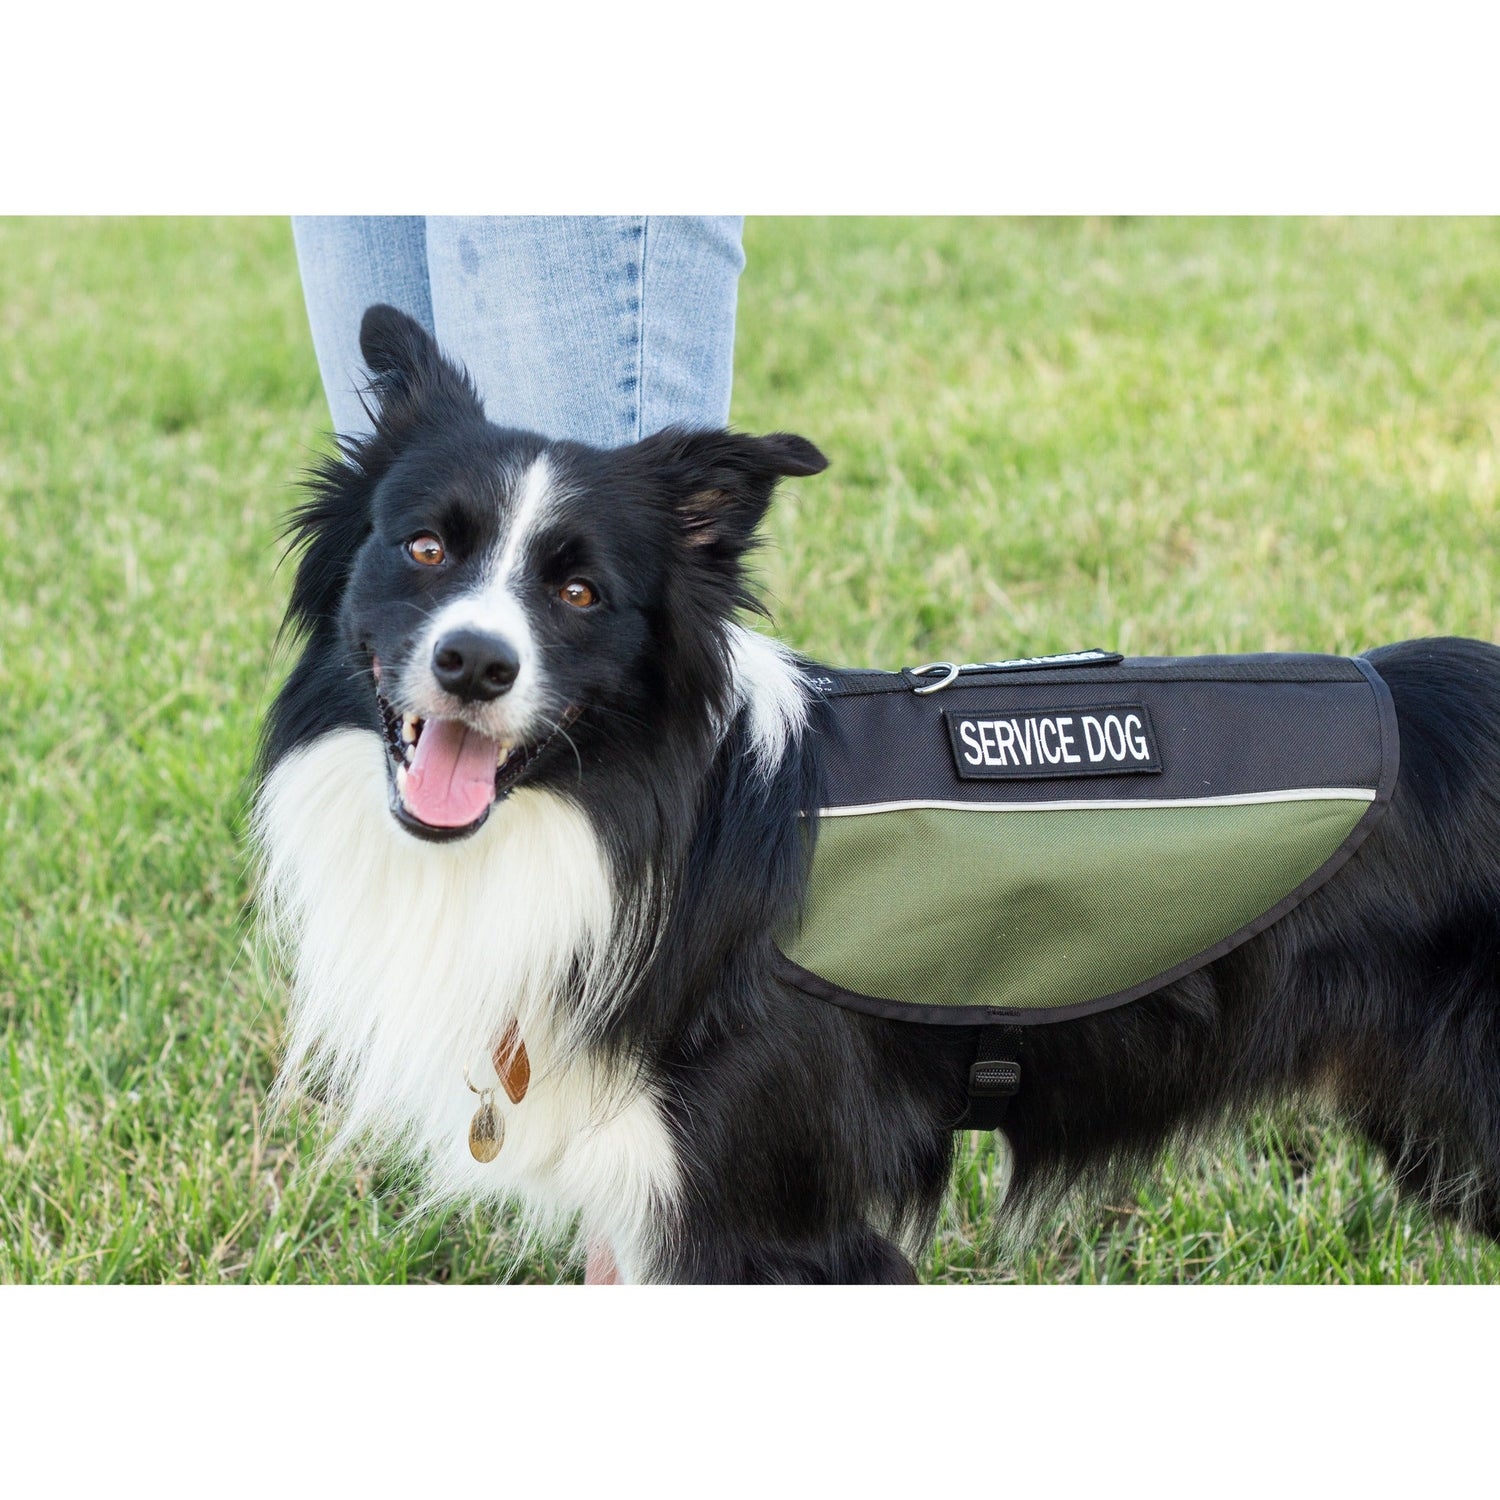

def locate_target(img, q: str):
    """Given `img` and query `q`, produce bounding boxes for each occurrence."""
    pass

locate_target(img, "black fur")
[262,304,1500,1281]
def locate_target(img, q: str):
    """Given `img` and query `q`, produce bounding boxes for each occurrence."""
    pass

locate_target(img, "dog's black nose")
[432,629,520,701]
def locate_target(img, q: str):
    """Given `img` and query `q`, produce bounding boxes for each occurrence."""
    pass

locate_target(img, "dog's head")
[273,303,827,843]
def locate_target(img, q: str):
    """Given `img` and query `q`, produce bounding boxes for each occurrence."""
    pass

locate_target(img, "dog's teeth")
[402,714,418,744]
[396,764,408,795]
[497,744,511,767]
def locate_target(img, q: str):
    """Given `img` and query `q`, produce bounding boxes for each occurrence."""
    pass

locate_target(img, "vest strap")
[957,1025,1023,1130]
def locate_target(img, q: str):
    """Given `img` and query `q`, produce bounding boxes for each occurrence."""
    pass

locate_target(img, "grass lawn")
[3,215,1500,1283]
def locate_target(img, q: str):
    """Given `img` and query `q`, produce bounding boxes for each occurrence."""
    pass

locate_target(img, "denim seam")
[622,216,646,443]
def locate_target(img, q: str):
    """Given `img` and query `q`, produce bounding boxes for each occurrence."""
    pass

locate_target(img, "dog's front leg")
[582,1232,914,1284]
[740,1228,919,1284]
[584,1240,619,1284]
[656,1226,919,1285]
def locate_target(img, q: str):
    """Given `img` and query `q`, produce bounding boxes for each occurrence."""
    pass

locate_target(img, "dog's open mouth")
[375,690,574,842]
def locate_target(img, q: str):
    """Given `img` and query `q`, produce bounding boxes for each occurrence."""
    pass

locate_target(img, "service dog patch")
[945,703,1162,779]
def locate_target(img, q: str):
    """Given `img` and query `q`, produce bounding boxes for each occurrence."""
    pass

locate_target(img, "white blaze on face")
[404,454,562,744]
[494,452,560,585]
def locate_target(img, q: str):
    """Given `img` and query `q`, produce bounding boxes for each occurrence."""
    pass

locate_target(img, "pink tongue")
[402,719,501,828]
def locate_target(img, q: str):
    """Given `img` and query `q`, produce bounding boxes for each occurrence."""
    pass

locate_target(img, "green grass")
[3,215,1500,1283]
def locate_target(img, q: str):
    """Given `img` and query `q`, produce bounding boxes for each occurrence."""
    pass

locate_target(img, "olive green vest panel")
[784,799,1366,1018]
[778,652,1399,1025]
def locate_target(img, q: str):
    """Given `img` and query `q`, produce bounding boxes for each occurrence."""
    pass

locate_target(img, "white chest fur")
[253,728,680,1282]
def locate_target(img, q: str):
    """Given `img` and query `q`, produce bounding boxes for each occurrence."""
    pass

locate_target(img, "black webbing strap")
[957,1024,1023,1130]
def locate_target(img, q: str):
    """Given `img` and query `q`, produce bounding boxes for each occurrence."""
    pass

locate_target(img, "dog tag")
[468,1093,503,1162]
[494,1022,530,1105]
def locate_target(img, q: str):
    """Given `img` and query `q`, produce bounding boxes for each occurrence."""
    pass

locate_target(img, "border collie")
[255,303,1500,1282]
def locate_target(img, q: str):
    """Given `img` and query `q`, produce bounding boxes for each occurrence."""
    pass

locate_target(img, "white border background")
[6,1,1499,211]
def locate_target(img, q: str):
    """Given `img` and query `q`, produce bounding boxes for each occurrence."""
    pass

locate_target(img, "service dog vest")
[778,650,1399,1027]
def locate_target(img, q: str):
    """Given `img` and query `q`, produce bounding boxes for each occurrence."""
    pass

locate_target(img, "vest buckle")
[968,1057,1021,1097]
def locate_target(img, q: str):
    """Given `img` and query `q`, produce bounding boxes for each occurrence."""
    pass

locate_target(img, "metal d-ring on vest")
[909,662,961,695]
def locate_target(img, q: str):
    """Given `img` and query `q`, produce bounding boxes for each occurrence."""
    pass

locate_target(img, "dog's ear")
[637,428,829,556]
[356,303,485,433]
[359,303,440,384]
[280,308,485,639]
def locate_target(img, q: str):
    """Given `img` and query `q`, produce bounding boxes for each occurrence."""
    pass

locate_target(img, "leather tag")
[493,1021,530,1104]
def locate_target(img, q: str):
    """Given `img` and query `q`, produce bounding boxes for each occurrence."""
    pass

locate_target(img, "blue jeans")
[292,215,745,446]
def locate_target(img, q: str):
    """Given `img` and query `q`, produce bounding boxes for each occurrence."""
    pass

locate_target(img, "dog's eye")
[407,535,446,567]
[559,579,598,609]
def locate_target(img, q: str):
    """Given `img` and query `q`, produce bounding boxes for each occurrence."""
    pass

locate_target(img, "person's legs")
[424,215,744,446]
[292,216,434,438]
[635,215,744,439]
[294,216,744,448]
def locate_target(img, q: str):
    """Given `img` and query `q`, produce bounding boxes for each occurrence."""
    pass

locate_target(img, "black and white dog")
[256,303,1500,1282]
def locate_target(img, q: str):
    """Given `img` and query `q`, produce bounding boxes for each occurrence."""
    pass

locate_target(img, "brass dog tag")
[468,1092,503,1162]
[494,1022,530,1105]
[463,1024,528,1162]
